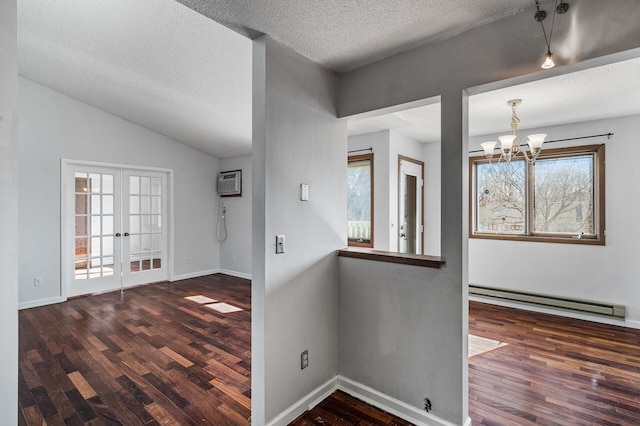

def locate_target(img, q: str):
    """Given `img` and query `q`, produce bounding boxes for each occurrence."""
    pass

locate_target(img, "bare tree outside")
[533,155,594,234]
[476,160,525,233]
[475,154,595,236]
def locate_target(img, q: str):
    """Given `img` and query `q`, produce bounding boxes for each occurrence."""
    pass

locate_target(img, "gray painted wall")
[252,36,346,424]
[469,114,640,326]
[0,0,19,423]
[219,154,252,277]
[338,257,460,421]
[18,77,222,306]
[337,2,640,423]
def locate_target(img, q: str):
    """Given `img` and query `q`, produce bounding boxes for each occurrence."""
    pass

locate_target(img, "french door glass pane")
[129,175,162,274]
[74,171,116,280]
[475,161,525,234]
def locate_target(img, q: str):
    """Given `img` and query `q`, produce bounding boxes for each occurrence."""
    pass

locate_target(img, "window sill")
[470,233,605,245]
[337,247,445,269]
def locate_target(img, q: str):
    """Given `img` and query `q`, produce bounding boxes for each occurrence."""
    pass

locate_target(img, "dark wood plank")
[18,274,251,425]
[290,390,414,425]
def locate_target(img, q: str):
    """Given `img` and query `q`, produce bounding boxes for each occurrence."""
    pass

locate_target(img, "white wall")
[423,141,441,256]
[253,36,346,424]
[219,154,252,278]
[18,77,222,307]
[348,131,390,250]
[469,114,640,327]
[0,0,19,423]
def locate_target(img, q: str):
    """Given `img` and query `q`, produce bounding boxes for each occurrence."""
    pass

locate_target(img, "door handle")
[124,232,130,237]
[115,233,121,237]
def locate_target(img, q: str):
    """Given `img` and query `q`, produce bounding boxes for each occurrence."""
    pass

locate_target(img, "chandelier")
[480,99,546,165]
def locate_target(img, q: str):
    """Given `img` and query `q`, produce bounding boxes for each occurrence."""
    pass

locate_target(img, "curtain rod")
[468,132,613,154]
[348,147,373,154]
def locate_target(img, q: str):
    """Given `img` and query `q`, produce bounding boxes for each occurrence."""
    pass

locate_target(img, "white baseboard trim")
[19,296,66,310]
[624,319,640,330]
[170,269,220,282]
[218,269,252,280]
[266,375,461,426]
[337,376,459,426]
[266,377,337,426]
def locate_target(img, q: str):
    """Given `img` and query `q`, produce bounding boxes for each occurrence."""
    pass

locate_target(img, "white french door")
[63,162,169,297]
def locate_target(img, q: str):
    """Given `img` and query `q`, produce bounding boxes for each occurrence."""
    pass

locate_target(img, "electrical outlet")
[182,257,188,264]
[34,277,43,287]
[276,235,285,254]
[301,350,309,369]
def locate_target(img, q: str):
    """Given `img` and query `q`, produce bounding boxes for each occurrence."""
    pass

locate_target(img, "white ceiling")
[17,0,640,157]
[18,0,253,158]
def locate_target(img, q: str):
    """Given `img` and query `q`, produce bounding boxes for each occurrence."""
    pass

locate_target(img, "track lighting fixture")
[534,0,569,69]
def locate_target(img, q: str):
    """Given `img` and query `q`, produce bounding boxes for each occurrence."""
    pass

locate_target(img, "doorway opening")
[398,155,424,254]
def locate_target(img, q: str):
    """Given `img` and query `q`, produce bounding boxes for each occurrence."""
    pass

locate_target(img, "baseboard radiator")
[469,285,626,319]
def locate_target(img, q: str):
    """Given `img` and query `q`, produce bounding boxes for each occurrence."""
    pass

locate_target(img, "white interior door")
[399,157,424,254]
[64,163,168,297]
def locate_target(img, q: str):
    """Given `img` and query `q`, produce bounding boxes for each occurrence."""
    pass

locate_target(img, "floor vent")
[469,285,625,319]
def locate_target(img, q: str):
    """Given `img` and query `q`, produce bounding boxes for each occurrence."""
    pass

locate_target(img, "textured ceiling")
[18,0,253,158]
[178,0,533,72]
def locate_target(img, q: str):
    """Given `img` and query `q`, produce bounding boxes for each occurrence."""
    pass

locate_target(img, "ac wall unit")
[217,170,242,197]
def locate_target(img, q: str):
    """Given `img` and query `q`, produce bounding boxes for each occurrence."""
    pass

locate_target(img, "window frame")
[347,153,374,248]
[469,144,605,245]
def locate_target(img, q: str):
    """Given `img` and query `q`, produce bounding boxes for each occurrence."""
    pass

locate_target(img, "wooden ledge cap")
[337,247,445,269]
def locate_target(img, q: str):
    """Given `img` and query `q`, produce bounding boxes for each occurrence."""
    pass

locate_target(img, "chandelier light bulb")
[527,134,547,156]
[480,141,497,159]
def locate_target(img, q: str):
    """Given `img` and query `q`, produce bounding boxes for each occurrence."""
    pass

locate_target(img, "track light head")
[556,1,569,14]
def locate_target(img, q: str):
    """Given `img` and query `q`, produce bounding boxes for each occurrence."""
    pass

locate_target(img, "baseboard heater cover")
[469,285,625,319]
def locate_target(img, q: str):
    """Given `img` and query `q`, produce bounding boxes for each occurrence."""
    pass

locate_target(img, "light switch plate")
[300,183,309,201]
[276,235,285,254]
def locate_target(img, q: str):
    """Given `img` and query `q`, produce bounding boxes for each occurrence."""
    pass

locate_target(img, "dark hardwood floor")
[469,300,640,426]
[19,276,640,425]
[18,274,251,425]
[294,302,640,426]
[289,390,413,426]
